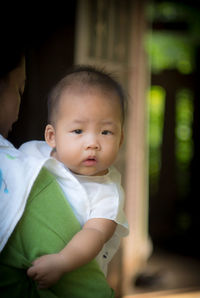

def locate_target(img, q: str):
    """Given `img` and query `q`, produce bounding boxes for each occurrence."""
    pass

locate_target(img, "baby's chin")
[70,168,108,177]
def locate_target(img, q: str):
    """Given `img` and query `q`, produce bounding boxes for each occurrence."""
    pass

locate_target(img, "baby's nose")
[85,136,100,150]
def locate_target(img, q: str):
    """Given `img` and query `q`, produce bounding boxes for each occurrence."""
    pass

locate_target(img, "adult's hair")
[47,65,126,125]
[0,32,26,80]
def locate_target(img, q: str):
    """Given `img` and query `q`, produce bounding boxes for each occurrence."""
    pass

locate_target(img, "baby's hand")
[27,253,65,289]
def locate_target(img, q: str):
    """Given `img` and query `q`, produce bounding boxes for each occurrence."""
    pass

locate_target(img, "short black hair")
[0,29,26,79]
[47,65,126,125]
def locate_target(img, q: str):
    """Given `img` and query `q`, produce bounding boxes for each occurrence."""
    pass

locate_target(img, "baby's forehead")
[60,84,120,103]
[59,86,122,116]
[58,87,123,124]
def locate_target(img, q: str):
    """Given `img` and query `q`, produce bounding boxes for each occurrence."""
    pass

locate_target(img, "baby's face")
[45,88,123,176]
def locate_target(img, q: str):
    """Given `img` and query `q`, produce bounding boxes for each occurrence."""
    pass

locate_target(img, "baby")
[20,66,129,289]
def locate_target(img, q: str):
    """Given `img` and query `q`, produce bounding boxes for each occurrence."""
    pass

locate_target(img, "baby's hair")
[47,65,126,125]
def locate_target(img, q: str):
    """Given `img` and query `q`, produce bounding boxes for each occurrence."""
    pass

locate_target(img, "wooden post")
[122,0,151,294]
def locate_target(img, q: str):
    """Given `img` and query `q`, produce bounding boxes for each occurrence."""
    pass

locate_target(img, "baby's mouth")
[83,157,97,166]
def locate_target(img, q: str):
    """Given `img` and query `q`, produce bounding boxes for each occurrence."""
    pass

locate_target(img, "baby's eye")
[73,129,83,134]
[102,130,113,135]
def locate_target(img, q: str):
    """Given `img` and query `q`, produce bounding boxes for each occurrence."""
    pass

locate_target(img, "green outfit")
[0,168,114,298]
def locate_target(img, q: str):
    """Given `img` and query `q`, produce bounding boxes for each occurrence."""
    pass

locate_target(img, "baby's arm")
[27,218,117,289]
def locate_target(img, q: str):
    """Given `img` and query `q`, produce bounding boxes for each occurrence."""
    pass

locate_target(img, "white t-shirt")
[20,140,129,275]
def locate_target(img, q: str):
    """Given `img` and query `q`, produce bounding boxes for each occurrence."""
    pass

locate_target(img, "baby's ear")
[45,124,56,148]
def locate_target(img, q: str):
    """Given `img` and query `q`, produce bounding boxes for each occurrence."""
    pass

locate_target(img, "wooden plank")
[122,0,151,293]
[123,288,200,298]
